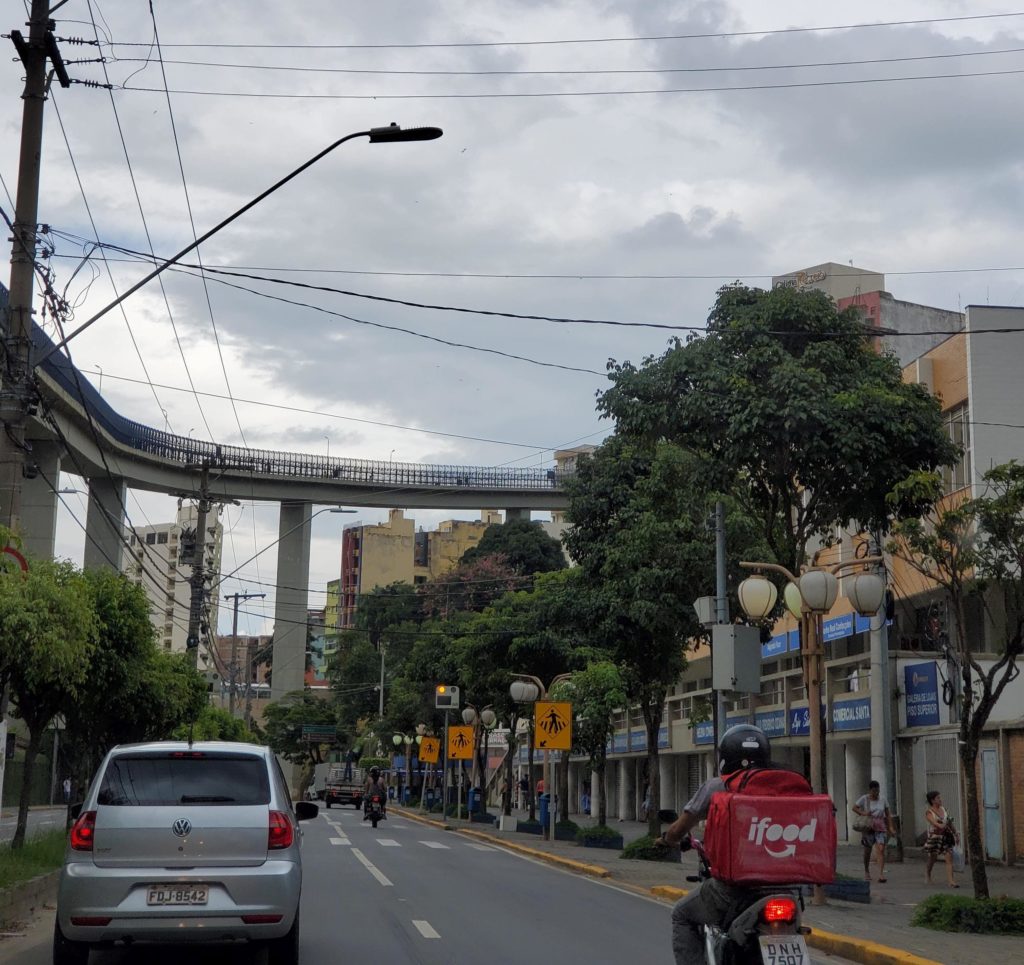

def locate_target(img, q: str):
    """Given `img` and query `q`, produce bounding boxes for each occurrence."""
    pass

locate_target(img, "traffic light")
[435,684,459,710]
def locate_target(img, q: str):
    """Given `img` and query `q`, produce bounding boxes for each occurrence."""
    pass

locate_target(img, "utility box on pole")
[711,625,762,694]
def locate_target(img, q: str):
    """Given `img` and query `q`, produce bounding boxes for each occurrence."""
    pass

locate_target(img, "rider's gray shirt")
[683,777,725,820]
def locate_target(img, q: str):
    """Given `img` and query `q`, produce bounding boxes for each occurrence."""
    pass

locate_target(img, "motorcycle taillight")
[761,897,798,924]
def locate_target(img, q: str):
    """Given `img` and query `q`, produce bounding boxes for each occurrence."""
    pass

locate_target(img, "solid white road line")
[419,841,449,849]
[352,848,394,887]
[412,920,441,939]
[377,839,400,847]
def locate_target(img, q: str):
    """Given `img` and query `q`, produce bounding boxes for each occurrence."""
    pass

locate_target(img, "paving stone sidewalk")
[404,807,1023,965]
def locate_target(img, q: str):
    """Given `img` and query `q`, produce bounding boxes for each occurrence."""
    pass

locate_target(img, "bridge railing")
[32,324,568,492]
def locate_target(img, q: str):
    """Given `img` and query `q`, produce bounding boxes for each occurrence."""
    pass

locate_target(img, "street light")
[462,705,497,813]
[37,124,443,365]
[509,672,572,840]
[737,559,884,797]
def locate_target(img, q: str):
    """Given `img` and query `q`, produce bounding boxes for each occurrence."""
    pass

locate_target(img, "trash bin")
[468,788,481,814]
[538,792,550,828]
[403,787,411,804]
[425,788,436,808]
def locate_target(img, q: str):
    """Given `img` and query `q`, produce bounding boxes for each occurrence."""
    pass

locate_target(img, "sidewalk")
[399,806,1024,965]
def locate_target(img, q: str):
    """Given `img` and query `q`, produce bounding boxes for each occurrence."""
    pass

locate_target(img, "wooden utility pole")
[0,1,69,530]
[224,590,265,715]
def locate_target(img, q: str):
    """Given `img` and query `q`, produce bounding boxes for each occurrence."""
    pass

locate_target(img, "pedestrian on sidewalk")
[853,780,895,883]
[923,790,960,888]
[62,777,71,804]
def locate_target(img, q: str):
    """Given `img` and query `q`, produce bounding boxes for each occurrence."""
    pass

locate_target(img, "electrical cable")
[82,0,218,444]
[99,12,1024,50]
[119,66,1024,100]
[107,45,1024,77]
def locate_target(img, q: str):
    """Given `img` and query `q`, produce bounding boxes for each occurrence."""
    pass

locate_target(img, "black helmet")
[718,724,770,775]
[369,766,380,779]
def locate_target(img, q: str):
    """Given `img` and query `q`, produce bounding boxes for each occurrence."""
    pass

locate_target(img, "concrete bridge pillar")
[21,441,61,559]
[84,476,126,571]
[505,509,531,521]
[271,501,312,702]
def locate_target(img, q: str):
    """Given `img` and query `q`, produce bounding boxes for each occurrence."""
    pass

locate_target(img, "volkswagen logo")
[172,818,192,837]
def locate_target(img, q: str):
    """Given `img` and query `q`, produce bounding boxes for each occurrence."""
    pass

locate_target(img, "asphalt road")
[0,807,67,844]
[1,807,857,964]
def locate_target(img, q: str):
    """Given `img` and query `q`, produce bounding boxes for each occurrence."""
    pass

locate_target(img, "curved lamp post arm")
[740,560,799,584]
[38,124,442,363]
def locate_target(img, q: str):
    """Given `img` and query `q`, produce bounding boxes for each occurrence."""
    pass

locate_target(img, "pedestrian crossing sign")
[419,736,440,764]
[534,701,572,750]
[448,725,474,760]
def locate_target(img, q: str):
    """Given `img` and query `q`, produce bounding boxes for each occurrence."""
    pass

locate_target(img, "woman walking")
[853,780,895,882]
[924,790,960,887]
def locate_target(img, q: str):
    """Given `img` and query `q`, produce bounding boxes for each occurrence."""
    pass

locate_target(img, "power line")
[119,66,1024,100]
[97,12,1024,49]
[107,45,1024,77]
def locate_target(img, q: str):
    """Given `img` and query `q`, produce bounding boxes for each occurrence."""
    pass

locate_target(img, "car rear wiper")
[179,795,236,803]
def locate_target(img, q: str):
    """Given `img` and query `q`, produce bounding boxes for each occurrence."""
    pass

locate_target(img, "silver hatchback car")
[54,741,317,965]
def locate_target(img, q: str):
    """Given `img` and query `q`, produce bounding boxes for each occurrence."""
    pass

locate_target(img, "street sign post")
[301,724,337,742]
[419,736,440,764]
[533,701,572,751]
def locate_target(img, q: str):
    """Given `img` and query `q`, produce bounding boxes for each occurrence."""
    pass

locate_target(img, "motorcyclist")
[656,724,772,965]
[363,766,388,815]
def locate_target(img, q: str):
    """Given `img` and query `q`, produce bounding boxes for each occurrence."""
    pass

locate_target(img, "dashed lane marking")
[465,843,495,851]
[419,841,449,849]
[352,848,393,887]
[377,839,400,847]
[329,837,351,846]
[412,920,441,939]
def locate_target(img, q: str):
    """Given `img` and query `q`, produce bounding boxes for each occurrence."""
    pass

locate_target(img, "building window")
[146,532,156,545]
[157,531,169,544]
[942,403,971,494]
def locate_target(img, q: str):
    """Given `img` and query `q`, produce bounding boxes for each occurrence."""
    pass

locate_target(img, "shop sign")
[754,709,787,739]
[789,703,826,737]
[763,633,788,659]
[822,612,855,643]
[905,661,941,727]
[832,697,871,732]
[694,720,715,745]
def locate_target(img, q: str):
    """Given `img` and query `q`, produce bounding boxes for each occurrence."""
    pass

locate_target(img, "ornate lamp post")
[461,705,497,812]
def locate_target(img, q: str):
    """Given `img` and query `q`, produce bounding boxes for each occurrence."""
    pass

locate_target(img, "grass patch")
[911,893,1024,935]
[0,829,66,891]
[620,833,678,861]
[575,824,622,844]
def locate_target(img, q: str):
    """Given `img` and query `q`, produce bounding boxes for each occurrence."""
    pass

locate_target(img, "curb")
[646,886,941,965]
[392,808,611,879]
[0,869,59,928]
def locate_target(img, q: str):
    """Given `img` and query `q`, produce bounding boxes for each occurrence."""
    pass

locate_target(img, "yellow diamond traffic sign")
[419,736,440,764]
[533,700,572,751]
[448,725,474,760]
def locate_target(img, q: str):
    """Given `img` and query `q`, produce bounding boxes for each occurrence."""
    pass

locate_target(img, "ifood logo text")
[747,816,818,858]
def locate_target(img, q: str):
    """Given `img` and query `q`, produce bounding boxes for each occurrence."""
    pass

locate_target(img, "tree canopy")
[599,284,958,571]
[459,518,566,576]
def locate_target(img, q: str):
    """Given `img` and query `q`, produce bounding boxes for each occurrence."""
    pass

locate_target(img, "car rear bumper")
[57,859,300,943]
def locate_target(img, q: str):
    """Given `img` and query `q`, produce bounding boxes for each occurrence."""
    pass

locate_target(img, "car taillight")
[71,916,111,926]
[761,897,798,924]
[70,810,97,851]
[242,914,283,924]
[268,810,294,849]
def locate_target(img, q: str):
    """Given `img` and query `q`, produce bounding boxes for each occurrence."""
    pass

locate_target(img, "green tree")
[259,692,341,795]
[551,661,625,827]
[420,555,520,620]
[0,559,96,848]
[564,438,733,835]
[600,283,958,574]
[889,464,1024,899]
[172,704,255,742]
[355,582,423,646]
[460,519,566,576]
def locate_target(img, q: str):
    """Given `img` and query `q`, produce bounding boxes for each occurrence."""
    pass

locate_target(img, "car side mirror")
[295,801,319,822]
[657,809,679,824]
[69,802,83,820]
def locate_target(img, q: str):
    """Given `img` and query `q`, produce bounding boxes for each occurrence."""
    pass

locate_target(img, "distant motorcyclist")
[656,724,771,965]
[363,766,388,814]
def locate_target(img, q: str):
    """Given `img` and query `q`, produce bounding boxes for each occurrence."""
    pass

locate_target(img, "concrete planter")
[581,834,624,850]
[554,825,579,842]
[470,812,496,824]
[516,820,543,835]
[800,879,871,904]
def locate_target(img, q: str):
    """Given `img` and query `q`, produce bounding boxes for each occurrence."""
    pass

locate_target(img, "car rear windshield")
[97,753,270,806]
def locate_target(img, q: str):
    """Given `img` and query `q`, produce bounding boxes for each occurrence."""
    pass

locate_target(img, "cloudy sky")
[2,0,1022,635]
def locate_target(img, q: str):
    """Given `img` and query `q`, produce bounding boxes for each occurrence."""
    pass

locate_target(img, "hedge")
[911,894,1024,935]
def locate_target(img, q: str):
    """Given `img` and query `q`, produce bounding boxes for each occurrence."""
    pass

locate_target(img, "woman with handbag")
[853,780,895,882]
[924,790,960,887]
